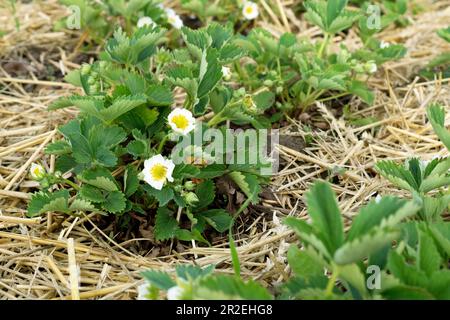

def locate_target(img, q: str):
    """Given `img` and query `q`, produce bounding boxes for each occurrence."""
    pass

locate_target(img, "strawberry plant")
[27,25,269,243]
[137,180,450,300]
[376,104,450,222]
[233,0,406,115]
[420,27,450,79]
[136,102,450,300]
[55,0,183,44]
[139,264,272,300]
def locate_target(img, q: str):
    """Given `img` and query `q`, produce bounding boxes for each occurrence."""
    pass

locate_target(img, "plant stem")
[228,191,255,278]
[325,265,339,297]
[207,110,225,127]
[318,33,330,59]
[156,134,170,153]
[63,179,80,191]
[317,92,349,103]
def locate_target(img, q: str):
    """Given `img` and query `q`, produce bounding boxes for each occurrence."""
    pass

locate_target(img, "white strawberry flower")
[222,66,232,81]
[30,163,45,180]
[366,61,377,73]
[242,1,259,20]
[375,194,382,203]
[142,155,175,190]
[137,16,156,28]
[168,108,196,135]
[380,41,391,49]
[137,281,151,300]
[165,8,183,29]
[167,285,184,300]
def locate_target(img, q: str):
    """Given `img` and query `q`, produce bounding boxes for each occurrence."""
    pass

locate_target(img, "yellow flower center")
[245,6,253,14]
[171,115,189,130]
[150,164,167,181]
[33,167,41,175]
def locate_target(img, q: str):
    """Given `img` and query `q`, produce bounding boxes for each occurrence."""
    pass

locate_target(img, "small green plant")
[137,180,450,300]
[420,27,450,79]
[137,103,450,300]
[233,0,406,114]
[376,104,450,222]
[27,25,268,243]
[55,0,182,44]
[139,264,272,300]
[282,181,421,299]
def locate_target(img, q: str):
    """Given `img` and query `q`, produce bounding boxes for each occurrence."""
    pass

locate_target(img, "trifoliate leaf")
[375,160,418,192]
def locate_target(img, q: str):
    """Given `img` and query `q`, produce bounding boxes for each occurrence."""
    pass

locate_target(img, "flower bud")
[184,181,196,191]
[30,163,45,180]
[365,61,377,74]
[80,64,91,75]
[183,192,199,205]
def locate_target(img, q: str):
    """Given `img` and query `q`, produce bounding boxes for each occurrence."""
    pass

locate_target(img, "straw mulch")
[0,0,449,299]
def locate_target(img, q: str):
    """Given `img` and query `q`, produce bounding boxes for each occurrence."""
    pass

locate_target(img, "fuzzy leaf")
[124,166,139,197]
[287,245,326,279]
[27,190,70,217]
[141,270,176,290]
[347,197,420,241]
[194,180,215,209]
[144,185,174,207]
[79,168,118,191]
[334,227,400,265]
[154,207,179,241]
[198,209,232,232]
[69,198,96,212]
[305,181,344,254]
[427,104,450,151]
[196,275,272,300]
[45,140,72,155]
[79,185,105,203]
[102,191,126,213]
[417,226,442,275]
[228,171,260,204]
[387,251,429,288]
